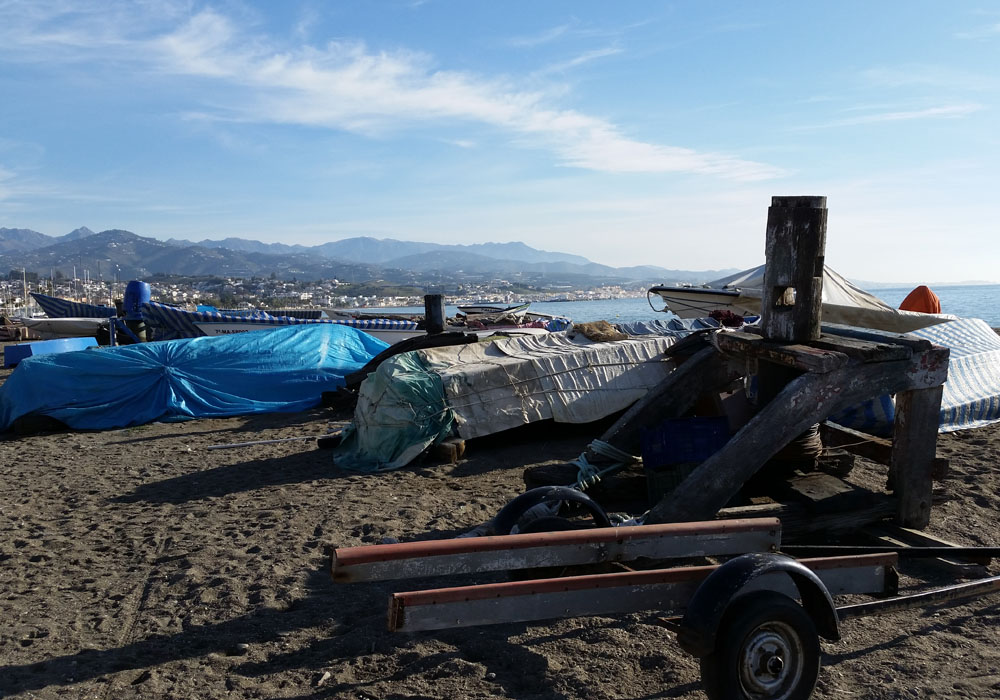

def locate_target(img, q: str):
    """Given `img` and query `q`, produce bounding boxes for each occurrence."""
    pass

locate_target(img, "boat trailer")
[332,516,1000,699]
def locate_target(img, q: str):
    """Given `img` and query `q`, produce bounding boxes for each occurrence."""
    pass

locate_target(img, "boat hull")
[19,317,107,339]
[648,287,752,319]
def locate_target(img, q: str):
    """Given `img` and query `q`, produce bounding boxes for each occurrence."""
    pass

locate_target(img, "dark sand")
[1,349,999,699]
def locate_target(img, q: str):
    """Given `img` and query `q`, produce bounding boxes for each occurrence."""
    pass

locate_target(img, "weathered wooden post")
[424,294,446,334]
[757,196,827,421]
[760,196,827,343]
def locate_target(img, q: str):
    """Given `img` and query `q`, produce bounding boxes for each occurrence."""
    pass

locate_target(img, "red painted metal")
[390,553,896,608]
[333,517,781,568]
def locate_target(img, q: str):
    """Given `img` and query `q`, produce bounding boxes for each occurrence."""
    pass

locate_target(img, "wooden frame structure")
[575,196,949,529]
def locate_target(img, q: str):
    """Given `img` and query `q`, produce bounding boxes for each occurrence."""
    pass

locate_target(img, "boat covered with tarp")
[141,300,420,343]
[30,292,117,318]
[332,318,726,472]
[0,324,388,432]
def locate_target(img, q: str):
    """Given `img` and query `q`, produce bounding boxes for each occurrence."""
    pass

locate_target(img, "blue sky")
[0,1,997,283]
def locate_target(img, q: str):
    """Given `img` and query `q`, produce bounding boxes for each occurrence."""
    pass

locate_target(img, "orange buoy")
[899,285,941,314]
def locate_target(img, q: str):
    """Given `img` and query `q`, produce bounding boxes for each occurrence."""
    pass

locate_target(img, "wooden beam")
[892,386,944,528]
[820,323,934,351]
[717,498,899,543]
[867,523,988,577]
[332,518,781,583]
[810,335,912,363]
[820,422,949,480]
[714,331,849,373]
[388,553,896,633]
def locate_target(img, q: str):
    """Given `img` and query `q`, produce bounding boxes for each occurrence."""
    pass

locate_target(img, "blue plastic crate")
[640,416,731,468]
[641,416,731,503]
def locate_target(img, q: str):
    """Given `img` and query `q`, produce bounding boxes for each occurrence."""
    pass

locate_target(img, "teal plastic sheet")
[332,351,454,472]
[0,325,388,431]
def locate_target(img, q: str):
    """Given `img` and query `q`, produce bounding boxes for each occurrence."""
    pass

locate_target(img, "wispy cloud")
[506,24,571,48]
[150,11,783,179]
[535,46,623,75]
[796,104,983,130]
[954,21,1000,40]
[861,65,999,92]
[0,5,784,181]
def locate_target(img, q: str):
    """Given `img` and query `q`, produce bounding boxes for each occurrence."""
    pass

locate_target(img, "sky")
[0,1,998,284]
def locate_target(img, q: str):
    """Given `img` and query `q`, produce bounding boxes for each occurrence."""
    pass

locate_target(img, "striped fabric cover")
[830,318,1000,434]
[141,300,418,340]
[911,318,1000,432]
[31,292,117,318]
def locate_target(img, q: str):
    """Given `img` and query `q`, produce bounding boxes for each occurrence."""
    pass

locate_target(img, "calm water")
[362,284,1000,327]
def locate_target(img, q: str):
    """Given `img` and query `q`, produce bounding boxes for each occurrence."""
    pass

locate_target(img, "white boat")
[649,264,955,333]
[18,316,107,339]
[645,285,748,319]
[457,302,530,316]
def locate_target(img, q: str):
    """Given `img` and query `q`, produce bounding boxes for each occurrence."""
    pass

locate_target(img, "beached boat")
[18,316,107,340]
[649,264,955,333]
[141,301,423,344]
[30,292,116,318]
[457,302,530,316]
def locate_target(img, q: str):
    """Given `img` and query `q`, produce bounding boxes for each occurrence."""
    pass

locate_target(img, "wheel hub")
[739,622,803,697]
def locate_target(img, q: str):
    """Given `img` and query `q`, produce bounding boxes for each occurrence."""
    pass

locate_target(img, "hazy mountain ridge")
[1,226,732,285]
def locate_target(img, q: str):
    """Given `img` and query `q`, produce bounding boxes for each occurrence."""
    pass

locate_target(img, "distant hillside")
[1,226,735,285]
[0,227,53,254]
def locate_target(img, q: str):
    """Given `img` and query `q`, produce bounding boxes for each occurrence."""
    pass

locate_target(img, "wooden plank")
[389,553,895,632]
[714,331,848,373]
[873,523,991,570]
[820,323,934,351]
[810,335,912,363]
[646,356,946,525]
[892,387,944,528]
[820,422,949,480]
[332,518,781,583]
[866,525,987,577]
[718,497,898,542]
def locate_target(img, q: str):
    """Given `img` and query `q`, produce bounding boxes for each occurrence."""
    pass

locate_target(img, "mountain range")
[0,226,736,287]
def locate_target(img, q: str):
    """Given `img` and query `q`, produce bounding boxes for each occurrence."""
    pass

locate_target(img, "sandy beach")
[1,348,999,700]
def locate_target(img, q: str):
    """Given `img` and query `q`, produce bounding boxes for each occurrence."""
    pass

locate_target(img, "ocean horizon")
[362,283,1000,327]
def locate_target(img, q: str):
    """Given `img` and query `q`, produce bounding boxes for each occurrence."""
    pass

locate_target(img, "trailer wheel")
[700,591,820,700]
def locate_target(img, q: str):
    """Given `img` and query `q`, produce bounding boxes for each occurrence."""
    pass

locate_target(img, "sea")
[358,284,1000,327]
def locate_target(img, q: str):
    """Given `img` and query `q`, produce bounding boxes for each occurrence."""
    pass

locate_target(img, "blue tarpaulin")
[0,324,388,431]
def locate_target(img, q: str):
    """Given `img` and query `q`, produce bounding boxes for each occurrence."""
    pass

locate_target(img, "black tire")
[516,515,580,534]
[699,591,820,700]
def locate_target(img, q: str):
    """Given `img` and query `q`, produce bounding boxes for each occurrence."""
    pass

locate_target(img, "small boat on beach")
[457,301,530,316]
[141,300,423,344]
[18,316,107,340]
[30,292,116,319]
[649,264,956,333]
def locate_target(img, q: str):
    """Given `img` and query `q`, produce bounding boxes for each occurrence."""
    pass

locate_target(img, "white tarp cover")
[831,317,1000,434]
[707,264,955,333]
[421,333,676,439]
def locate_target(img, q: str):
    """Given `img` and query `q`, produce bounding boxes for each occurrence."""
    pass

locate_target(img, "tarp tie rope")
[571,439,639,491]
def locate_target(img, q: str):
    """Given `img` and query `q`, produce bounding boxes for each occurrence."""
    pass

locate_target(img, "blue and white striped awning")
[141,300,419,340]
[31,292,116,318]
[831,317,1000,434]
